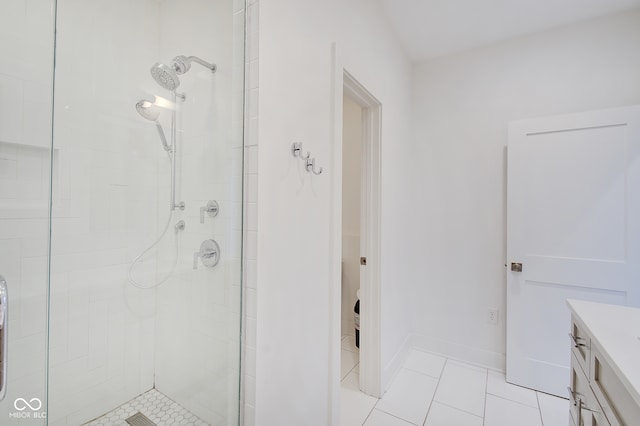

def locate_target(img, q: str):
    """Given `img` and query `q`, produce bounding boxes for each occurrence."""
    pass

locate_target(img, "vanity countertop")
[567,299,640,408]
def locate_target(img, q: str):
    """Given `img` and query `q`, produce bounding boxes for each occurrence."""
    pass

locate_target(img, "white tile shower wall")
[46,1,164,424]
[0,0,54,423]
[242,0,259,424]
[152,0,245,425]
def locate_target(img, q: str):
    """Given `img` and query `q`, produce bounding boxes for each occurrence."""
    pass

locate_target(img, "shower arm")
[185,56,217,72]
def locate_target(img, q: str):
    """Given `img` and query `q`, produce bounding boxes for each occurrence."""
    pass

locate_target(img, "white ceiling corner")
[376,0,640,63]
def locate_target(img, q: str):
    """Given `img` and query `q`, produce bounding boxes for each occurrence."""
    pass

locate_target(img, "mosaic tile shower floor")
[84,389,209,426]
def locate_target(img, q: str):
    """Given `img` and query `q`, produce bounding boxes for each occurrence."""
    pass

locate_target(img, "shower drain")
[125,412,157,426]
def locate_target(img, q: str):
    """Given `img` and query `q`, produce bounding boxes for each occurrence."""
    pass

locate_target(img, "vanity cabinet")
[567,300,640,426]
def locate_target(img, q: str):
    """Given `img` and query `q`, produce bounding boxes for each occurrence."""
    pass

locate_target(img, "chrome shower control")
[193,239,220,269]
[200,200,220,223]
[174,220,185,231]
[173,201,186,211]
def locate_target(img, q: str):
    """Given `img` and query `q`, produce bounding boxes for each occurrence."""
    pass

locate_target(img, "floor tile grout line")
[431,359,488,420]
[485,391,541,410]
[536,391,544,426]
[374,407,420,426]
[360,406,375,426]
[421,358,447,425]
[365,374,384,426]
[344,353,567,426]
[403,365,445,380]
[483,370,488,426]
[433,399,487,421]
[342,361,360,381]
[482,368,488,419]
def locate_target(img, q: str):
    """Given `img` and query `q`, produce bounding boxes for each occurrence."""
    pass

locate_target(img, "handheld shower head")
[136,99,161,120]
[136,99,171,153]
[150,55,216,91]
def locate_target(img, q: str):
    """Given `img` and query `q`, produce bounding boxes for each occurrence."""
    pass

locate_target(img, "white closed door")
[506,105,640,397]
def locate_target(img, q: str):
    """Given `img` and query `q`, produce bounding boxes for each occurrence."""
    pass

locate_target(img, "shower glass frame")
[0,0,246,425]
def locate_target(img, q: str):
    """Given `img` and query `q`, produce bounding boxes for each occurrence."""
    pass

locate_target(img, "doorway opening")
[334,68,382,402]
[340,94,364,382]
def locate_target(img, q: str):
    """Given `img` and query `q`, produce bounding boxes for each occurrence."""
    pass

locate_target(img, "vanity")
[567,299,640,426]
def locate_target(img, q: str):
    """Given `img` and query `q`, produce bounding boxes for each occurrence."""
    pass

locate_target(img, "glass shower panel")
[47,1,245,425]
[0,0,55,424]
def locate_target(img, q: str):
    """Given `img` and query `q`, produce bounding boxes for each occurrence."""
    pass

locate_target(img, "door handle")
[569,333,586,348]
[510,262,523,272]
[0,275,8,401]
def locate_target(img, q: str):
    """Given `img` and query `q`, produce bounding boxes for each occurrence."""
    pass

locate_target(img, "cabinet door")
[569,353,609,426]
[590,345,640,425]
[570,316,590,378]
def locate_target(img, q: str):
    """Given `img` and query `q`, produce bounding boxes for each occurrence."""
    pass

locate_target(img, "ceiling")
[376,0,640,63]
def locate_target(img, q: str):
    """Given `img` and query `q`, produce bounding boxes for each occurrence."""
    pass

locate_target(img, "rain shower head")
[136,99,171,152]
[151,63,181,91]
[150,55,216,91]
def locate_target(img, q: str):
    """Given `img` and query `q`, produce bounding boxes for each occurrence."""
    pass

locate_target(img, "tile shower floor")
[340,335,571,426]
[84,389,208,426]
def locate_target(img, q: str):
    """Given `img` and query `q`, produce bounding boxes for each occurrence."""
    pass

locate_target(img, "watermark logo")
[14,398,42,411]
[9,398,46,419]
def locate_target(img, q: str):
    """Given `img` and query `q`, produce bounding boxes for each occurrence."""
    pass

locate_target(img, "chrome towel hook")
[291,142,323,175]
[305,157,323,175]
[291,142,309,160]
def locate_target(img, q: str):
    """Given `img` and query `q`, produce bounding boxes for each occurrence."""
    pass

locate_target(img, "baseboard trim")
[410,333,505,372]
[381,333,412,394]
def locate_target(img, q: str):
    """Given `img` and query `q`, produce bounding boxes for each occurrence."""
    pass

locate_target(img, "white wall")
[341,95,362,338]
[410,9,640,369]
[256,0,414,424]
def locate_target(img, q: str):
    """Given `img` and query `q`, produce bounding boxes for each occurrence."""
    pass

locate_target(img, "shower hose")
[127,150,181,289]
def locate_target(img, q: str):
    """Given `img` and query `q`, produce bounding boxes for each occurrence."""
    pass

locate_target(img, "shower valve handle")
[193,239,221,269]
[200,200,220,223]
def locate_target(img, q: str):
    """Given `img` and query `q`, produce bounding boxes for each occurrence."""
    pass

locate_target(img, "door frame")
[329,43,383,424]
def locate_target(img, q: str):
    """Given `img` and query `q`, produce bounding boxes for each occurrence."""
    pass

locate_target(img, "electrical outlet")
[487,308,499,325]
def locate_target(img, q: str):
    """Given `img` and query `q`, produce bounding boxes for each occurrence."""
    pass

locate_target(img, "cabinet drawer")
[570,316,590,378]
[590,345,640,426]
[570,353,609,426]
[570,410,577,426]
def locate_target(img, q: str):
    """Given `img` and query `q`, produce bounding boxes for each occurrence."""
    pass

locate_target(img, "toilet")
[354,289,360,348]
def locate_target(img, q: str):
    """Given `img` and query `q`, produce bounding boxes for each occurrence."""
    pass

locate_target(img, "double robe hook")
[291,142,323,175]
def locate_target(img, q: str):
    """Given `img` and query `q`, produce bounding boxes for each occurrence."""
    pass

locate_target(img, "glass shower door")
[0,0,55,423]
[47,0,245,425]
[1,0,245,425]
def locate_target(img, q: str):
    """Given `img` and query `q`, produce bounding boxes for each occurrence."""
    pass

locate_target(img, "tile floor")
[340,335,570,426]
[84,388,208,426]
